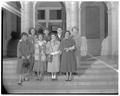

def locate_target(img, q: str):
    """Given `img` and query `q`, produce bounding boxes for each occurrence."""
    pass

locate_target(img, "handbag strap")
[50,41,54,53]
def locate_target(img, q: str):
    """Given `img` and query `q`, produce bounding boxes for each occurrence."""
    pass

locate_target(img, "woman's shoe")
[65,75,69,81]
[36,76,39,80]
[51,76,57,81]
[68,77,72,81]
[68,78,72,81]
[17,82,22,86]
[21,78,25,82]
[38,77,43,81]
[25,77,30,81]
[51,78,57,81]
[65,77,69,81]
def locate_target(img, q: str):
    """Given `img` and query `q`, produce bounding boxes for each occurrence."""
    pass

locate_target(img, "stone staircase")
[2,56,118,94]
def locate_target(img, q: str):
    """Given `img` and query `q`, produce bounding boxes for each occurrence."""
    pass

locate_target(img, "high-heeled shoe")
[65,77,69,81]
[68,76,73,81]
[17,81,22,86]
[25,77,30,81]
[38,76,43,81]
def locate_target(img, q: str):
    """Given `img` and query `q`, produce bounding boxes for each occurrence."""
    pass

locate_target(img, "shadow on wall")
[7,31,20,57]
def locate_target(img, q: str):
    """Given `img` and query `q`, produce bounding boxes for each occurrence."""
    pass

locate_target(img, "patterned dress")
[43,35,51,42]
[33,39,46,72]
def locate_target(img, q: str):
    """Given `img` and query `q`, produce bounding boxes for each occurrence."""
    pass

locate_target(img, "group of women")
[16,27,87,85]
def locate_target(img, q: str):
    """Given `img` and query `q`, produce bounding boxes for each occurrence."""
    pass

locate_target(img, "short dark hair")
[65,30,71,35]
[38,33,44,37]
[28,27,36,34]
[21,32,28,37]
[50,32,57,37]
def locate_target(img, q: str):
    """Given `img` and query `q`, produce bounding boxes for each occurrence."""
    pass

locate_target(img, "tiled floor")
[2,55,118,94]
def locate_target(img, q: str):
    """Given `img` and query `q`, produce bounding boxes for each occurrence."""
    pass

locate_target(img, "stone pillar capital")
[106,2,112,15]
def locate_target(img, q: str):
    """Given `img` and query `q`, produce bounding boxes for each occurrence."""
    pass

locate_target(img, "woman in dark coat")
[28,27,36,44]
[60,31,77,81]
[28,28,36,75]
[17,32,34,85]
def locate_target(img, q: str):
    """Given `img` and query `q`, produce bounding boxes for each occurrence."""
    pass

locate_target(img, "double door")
[35,7,65,33]
[81,2,107,56]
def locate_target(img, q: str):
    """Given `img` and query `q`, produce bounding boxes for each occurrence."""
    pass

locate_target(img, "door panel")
[81,2,105,56]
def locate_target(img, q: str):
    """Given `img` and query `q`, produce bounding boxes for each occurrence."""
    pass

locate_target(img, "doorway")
[81,2,108,56]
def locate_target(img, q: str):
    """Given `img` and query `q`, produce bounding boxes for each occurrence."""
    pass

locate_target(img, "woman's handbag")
[47,54,53,62]
[22,58,30,67]
[47,42,54,62]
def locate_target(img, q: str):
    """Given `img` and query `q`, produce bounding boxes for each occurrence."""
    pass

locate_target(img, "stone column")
[65,2,71,30]
[21,1,34,33]
[111,2,118,56]
[107,2,112,56]
[70,2,79,27]
[101,2,118,56]
[101,2,113,56]
[70,2,79,35]
[65,1,79,33]
[79,2,81,36]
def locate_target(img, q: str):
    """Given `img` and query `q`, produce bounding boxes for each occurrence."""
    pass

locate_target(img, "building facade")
[2,1,118,57]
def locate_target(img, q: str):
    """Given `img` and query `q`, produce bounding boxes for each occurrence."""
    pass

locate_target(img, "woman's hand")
[64,48,68,51]
[66,48,70,52]
[59,50,62,54]
[64,46,75,52]
[69,46,75,51]
[50,51,61,55]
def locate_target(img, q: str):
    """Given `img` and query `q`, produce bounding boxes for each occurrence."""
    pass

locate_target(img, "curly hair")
[28,27,36,35]
[21,32,28,37]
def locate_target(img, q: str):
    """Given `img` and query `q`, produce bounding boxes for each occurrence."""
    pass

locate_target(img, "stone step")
[3,67,118,75]
[2,58,118,93]
[3,74,117,80]
[11,89,118,93]
[3,62,118,69]
[4,78,118,87]
[4,82,118,92]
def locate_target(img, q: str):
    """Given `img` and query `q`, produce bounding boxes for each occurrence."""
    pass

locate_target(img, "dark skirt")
[16,56,34,74]
[60,51,77,72]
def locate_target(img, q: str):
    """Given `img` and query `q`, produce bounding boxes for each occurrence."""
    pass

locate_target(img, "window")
[49,10,62,20]
[37,10,45,20]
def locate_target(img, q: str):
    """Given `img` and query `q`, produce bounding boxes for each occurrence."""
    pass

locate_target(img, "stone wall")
[101,2,118,56]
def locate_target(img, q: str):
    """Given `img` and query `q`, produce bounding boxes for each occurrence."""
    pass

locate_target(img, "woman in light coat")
[46,33,60,80]
[71,27,81,68]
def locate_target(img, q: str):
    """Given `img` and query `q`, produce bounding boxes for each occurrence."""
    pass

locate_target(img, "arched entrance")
[35,2,66,33]
[81,2,108,56]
